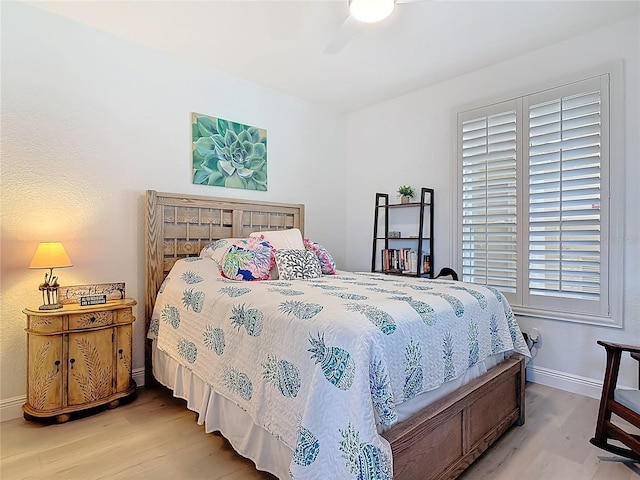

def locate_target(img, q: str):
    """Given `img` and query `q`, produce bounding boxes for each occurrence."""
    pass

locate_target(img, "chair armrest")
[434,267,459,281]
[597,340,640,356]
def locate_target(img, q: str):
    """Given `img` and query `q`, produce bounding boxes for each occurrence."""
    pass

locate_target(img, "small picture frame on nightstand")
[80,294,107,306]
[59,282,125,305]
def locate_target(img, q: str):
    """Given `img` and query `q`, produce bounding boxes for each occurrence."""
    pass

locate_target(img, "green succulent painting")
[192,113,268,191]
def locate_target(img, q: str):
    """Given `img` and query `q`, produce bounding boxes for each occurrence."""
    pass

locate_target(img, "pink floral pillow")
[303,239,336,275]
[200,238,245,270]
[221,237,275,281]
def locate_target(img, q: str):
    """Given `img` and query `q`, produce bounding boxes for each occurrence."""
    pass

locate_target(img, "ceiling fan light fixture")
[349,0,395,23]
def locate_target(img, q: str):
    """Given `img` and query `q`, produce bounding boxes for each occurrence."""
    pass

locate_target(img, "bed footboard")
[383,354,525,480]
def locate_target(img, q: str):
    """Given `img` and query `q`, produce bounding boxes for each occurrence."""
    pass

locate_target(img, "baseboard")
[1,368,146,423]
[0,395,26,422]
[133,367,145,388]
[526,364,603,399]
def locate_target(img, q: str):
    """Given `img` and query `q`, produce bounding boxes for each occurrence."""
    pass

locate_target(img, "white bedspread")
[148,257,529,479]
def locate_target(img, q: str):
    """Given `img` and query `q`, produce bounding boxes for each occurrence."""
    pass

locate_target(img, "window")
[457,71,622,326]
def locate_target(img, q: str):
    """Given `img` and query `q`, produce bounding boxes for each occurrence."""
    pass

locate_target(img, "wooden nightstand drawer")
[69,310,113,330]
[115,308,134,324]
[28,316,64,333]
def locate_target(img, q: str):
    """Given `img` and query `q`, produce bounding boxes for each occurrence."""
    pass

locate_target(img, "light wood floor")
[1,382,638,479]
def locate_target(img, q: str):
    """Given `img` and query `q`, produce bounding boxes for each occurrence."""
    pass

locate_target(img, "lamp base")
[39,303,63,310]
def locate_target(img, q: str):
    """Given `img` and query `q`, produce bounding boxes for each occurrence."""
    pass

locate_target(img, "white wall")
[0,2,346,419]
[344,17,639,396]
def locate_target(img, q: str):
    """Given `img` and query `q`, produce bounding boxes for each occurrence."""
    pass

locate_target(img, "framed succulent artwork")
[192,112,268,191]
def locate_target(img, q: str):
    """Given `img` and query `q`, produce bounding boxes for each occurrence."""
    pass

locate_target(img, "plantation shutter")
[460,101,518,295]
[457,73,613,321]
[524,76,609,315]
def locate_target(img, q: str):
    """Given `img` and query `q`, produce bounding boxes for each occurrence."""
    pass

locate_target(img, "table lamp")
[29,242,73,310]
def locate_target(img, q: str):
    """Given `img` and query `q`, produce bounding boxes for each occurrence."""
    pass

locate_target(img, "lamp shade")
[349,0,395,23]
[29,242,73,269]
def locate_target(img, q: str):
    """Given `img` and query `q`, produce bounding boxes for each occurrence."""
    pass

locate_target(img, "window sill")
[511,305,622,329]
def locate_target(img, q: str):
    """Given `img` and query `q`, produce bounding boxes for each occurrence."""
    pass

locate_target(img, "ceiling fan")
[324,0,423,54]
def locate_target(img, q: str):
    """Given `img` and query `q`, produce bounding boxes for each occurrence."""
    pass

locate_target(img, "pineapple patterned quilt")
[148,257,529,479]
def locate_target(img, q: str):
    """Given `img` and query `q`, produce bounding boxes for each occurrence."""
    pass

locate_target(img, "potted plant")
[397,185,415,204]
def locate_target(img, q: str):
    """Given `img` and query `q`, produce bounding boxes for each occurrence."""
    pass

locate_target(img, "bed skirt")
[152,341,505,479]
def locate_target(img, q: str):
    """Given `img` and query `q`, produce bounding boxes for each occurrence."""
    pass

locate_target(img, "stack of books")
[381,249,430,275]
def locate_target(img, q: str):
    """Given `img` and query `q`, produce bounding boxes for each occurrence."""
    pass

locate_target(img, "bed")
[144,190,529,480]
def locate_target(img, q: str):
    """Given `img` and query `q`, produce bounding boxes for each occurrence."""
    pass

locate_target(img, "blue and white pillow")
[275,249,322,280]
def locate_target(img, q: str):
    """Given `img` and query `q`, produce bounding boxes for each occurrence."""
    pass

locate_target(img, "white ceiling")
[28,0,640,113]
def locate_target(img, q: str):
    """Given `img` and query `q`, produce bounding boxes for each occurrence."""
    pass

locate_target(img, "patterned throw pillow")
[250,228,305,280]
[221,237,275,281]
[303,239,337,275]
[275,249,322,280]
[200,238,245,269]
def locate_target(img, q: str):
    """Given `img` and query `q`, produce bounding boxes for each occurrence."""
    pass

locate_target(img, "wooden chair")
[590,340,640,461]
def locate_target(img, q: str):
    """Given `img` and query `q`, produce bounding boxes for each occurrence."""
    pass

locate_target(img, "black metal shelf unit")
[371,187,434,278]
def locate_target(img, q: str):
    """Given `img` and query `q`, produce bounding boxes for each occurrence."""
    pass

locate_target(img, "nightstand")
[23,299,137,423]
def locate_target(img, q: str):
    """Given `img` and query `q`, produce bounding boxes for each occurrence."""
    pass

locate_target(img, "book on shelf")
[381,248,418,274]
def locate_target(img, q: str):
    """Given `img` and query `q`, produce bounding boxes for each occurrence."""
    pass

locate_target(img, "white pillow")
[250,228,304,250]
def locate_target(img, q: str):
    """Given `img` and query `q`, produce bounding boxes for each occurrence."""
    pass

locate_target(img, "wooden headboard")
[144,190,304,383]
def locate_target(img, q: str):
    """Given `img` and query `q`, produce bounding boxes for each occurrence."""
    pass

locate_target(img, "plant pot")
[401,196,410,204]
